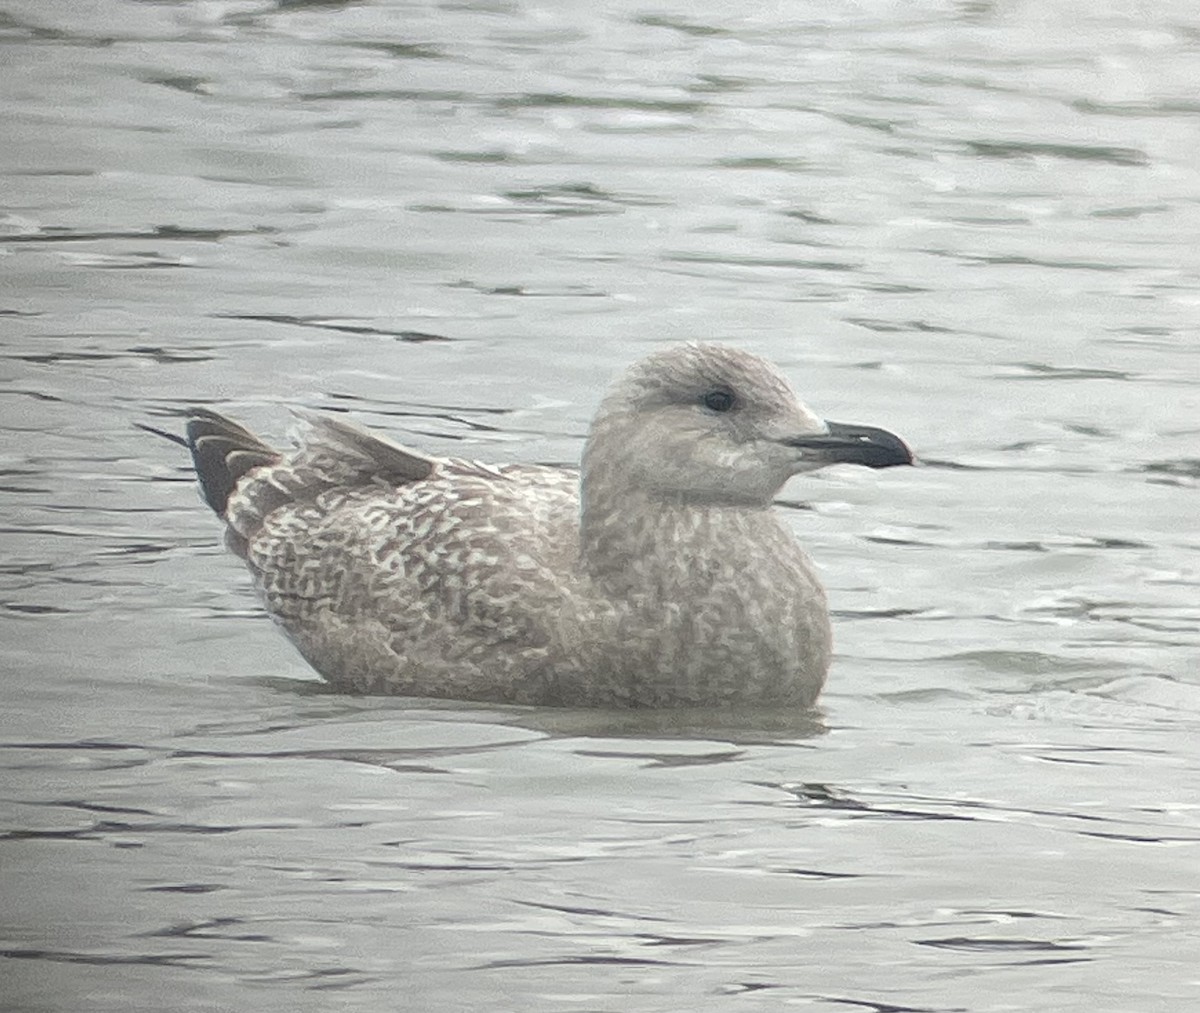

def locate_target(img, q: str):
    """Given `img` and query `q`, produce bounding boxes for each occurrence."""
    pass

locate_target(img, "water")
[3,0,1199,1009]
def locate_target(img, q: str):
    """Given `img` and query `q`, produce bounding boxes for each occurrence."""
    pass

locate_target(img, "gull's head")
[582,343,913,507]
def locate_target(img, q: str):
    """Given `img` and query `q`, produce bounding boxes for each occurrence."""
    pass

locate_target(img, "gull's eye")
[702,387,736,413]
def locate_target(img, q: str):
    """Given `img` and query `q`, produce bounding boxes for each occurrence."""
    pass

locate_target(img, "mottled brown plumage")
[181,344,912,707]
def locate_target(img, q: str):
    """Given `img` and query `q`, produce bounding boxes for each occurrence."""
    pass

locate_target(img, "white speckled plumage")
[181,343,911,707]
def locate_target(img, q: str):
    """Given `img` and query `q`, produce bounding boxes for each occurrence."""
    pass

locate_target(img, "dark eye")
[702,387,736,413]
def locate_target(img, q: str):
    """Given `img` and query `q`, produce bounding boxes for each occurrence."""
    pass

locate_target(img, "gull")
[167,343,911,707]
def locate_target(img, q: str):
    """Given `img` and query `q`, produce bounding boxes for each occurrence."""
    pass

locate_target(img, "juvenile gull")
[179,344,911,707]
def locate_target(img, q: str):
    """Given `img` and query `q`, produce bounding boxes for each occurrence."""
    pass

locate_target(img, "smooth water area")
[2,1,1199,1010]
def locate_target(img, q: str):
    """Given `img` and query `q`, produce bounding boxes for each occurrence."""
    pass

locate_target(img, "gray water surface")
[2,1,1200,1010]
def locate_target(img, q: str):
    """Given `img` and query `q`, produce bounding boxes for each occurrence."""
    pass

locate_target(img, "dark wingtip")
[134,420,189,448]
[182,409,279,515]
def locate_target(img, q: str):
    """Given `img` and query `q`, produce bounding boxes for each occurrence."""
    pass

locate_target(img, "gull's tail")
[136,409,280,517]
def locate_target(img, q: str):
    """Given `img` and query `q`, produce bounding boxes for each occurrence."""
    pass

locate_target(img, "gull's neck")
[579,479,772,597]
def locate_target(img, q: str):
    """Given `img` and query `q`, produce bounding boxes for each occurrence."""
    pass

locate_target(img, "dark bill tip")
[786,420,914,469]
